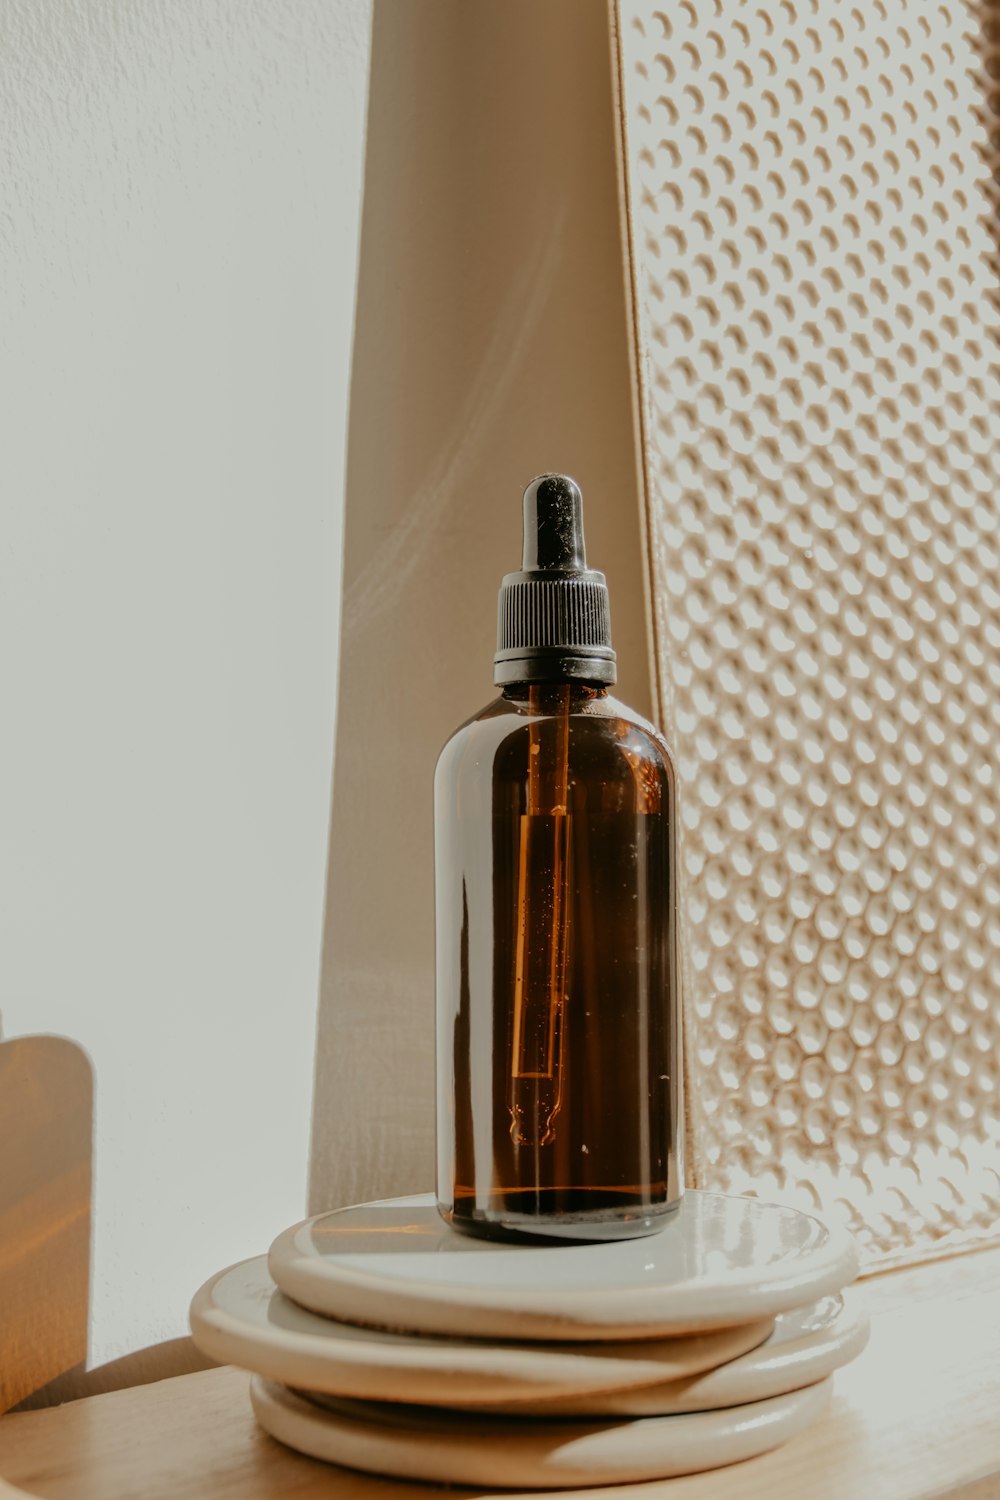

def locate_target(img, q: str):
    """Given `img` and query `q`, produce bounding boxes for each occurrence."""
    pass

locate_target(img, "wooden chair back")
[0,1035,92,1412]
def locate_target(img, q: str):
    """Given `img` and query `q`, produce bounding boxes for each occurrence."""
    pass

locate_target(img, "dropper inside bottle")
[507,476,588,1152]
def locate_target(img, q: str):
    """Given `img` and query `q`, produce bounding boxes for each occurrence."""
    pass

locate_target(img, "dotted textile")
[613,0,1000,1266]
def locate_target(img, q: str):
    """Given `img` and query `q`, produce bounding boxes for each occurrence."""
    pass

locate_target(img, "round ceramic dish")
[450,1294,870,1416]
[190,1256,773,1407]
[251,1376,833,1488]
[268,1190,860,1341]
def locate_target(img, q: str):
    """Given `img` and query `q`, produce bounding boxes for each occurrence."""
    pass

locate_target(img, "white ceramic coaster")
[190,1256,773,1407]
[251,1376,833,1488]
[466,1294,870,1416]
[268,1190,859,1340]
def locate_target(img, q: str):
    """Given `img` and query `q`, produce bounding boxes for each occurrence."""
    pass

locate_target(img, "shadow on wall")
[308,0,650,1214]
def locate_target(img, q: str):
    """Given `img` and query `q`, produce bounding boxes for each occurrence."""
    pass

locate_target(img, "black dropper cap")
[494,474,617,687]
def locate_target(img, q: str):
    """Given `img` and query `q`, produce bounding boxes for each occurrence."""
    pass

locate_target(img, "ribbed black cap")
[494,474,617,687]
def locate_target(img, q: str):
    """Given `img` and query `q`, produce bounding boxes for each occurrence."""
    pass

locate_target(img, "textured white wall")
[0,0,371,1363]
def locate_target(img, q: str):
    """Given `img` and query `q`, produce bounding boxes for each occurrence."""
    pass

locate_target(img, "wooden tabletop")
[1,1248,998,1500]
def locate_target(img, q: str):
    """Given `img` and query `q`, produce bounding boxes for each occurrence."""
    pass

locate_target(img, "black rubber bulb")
[521,473,587,572]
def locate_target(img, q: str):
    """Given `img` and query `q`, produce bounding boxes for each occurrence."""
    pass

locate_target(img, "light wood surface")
[0,1249,997,1499]
[0,1037,92,1413]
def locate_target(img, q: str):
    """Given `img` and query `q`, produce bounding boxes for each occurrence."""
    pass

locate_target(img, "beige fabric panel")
[613,0,1000,1266]
[308,1,651,1218]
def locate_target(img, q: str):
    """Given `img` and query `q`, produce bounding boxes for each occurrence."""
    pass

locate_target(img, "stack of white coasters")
[190,1191,866,1489]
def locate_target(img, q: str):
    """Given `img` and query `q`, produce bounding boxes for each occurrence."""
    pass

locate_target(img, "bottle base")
[439,1195,682,1244]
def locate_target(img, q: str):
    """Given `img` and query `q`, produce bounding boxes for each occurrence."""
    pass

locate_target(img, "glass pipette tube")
[509,683,572,1147]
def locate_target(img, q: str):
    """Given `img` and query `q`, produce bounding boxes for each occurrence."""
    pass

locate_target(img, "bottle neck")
[502,681,609,710]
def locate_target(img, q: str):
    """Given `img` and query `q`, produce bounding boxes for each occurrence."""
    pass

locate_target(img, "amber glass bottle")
[435,474,682,1241]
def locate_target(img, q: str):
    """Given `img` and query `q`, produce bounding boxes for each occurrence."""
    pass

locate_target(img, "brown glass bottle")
[435,475,682,1241]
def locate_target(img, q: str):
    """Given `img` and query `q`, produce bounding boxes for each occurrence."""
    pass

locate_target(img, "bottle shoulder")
[435,695,510,779]
[435,690,676,805]
[451,689,672,741]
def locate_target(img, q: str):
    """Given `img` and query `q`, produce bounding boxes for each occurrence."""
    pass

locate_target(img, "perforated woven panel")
[613,0,1000,1267]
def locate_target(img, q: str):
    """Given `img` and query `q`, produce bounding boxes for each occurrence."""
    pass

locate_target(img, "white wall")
[0,0,371,1364]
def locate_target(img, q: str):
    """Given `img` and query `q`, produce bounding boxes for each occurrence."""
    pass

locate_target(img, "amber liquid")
[435,684,681,1240]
